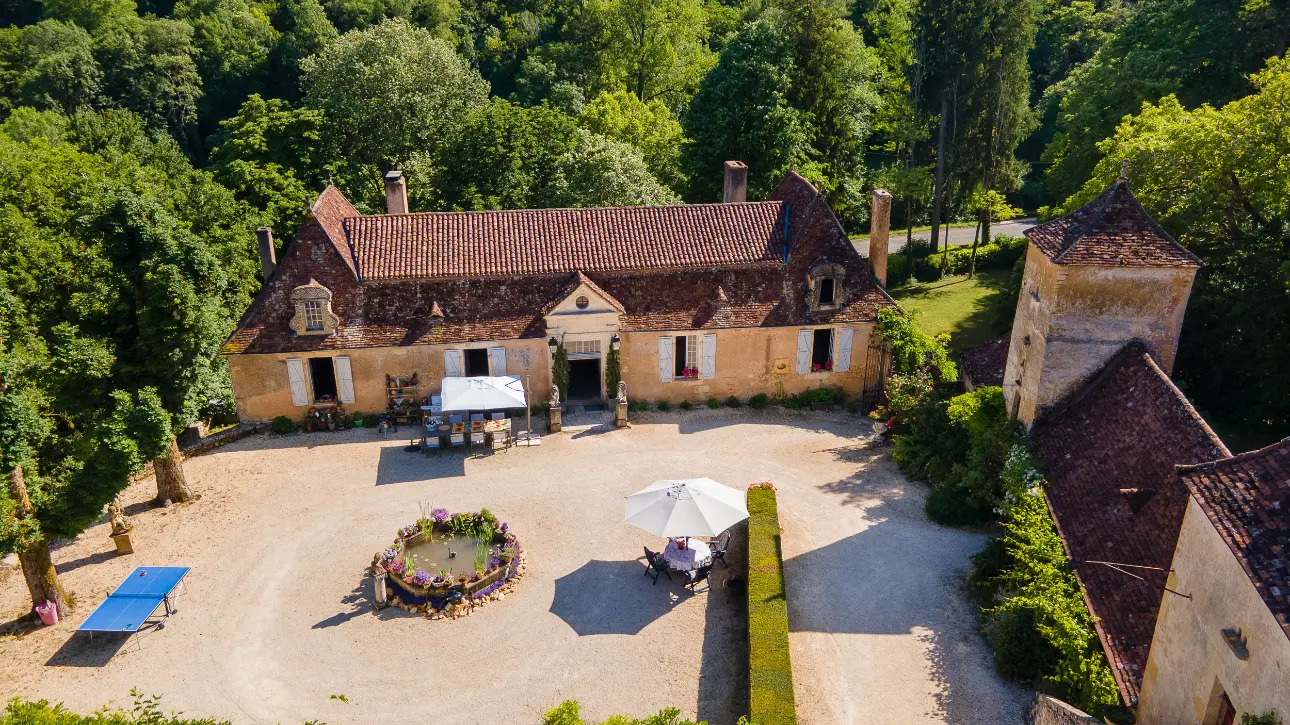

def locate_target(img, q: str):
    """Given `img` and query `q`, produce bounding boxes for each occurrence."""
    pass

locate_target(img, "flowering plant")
[399,524,419,538]
[431,508,450,523]
[748,481,777,491]
[411,570,431,586]
[680,366,699,378]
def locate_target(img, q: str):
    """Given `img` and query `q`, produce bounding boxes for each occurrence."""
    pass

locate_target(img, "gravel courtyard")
[0,411,1025,724]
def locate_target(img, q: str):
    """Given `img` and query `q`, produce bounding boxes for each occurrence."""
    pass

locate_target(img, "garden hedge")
[747,486,796,725]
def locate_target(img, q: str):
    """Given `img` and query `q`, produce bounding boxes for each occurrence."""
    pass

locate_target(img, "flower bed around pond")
[371,508,523,618]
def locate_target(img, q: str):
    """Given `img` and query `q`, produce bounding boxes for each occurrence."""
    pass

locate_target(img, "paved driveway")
[853,218,1036,257]
[0,412,1024,724]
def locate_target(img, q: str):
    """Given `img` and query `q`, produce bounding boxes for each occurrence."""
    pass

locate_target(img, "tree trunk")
[930,93,948,254]
[153,435,193,504]
[6,467,70,618]
[969,218,983,278]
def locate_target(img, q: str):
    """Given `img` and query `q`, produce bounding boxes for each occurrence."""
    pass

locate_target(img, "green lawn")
[891,269,1013,353]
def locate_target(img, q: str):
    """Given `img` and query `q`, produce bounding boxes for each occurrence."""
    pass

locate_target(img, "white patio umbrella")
[623,478,750,538]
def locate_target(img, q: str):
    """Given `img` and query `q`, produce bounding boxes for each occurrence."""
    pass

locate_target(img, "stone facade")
[1138,496,1290,724]
[1028,695,1101,725]
[1003,244,1196,428]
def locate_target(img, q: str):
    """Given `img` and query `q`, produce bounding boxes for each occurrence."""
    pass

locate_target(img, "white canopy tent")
[439,376,527,413]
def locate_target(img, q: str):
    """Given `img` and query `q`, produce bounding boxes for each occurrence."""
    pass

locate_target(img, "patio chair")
[469,413,486,446]
[709,532,730,569]
[429,395,443,415]
[643,547,671,584]
[449,415,465,447]
[685,563,713,593]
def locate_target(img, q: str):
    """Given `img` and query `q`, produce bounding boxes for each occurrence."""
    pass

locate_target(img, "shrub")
[747,486,796,725]
[726,395,743,408]
[541,700,703,725]
[679,400,693,411]
[0,693,233,723]
[553,341,570,401]
[748,393,768,410]
[604,345,622,399]
[270,415,294,435]
[886,252,912,286]
[912,256,943,282]
[706,397,720,409]
[924,483,994,527]
[656,400,671,411]
[628,400,649,413]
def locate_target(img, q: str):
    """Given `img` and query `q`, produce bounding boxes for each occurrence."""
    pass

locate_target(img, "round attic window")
[575,295,590,309]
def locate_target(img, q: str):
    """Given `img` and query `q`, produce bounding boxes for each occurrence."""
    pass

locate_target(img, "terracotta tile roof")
[341,201,788,280]
[958,336,1009,387]
[222,174,898,355]
[1031,343,1229,705]
[1176,438,1290,642]
[1025,181,1201,268]
[311,186,360,276]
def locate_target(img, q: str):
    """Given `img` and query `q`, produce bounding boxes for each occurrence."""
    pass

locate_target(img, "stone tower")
[1003,173,1203,428]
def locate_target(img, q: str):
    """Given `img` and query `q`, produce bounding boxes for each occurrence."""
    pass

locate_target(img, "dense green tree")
[267,0,339,100]
[174,0,280,142]
[0,21,101,116]
[579,90,685,191]
[39,0,136,34]
[589,0,714,109]
[1054,57,1290,442]
[1041,0,1290,202]
[769,0,882,226]
[208,95,331,241]
[544,130,678,207]
[93,14,205,145]
[301,19,489,198]
[681,20,810,200]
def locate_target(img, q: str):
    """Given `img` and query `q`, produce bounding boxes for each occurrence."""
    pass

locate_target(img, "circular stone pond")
[372,509,523,616]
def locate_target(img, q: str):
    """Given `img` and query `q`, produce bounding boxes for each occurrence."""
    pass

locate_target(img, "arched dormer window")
[289,279,340,336]
[808,262,847,311]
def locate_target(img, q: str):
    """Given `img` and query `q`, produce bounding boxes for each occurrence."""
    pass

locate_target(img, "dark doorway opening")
[568,358,602,400]
[818,278,835,305]
[812,329,833,369]
[309,357,337,401]
[465,348,490,376]
[674,335,688,377]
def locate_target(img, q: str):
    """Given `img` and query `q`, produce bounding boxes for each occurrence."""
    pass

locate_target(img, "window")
[675,334,698,378]
[575,295,590,309]
[303,300,324,331]
[812,329,833,371]
[818,278,835,306]
[464,348,490,376]
[309,357,338,402]
[567,339,601,356]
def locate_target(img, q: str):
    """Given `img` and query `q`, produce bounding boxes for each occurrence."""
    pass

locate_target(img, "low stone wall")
[1029,695,1101,725]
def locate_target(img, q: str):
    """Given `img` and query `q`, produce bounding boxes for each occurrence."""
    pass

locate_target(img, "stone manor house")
[969,172,1289,724]
[222,158,1290,723]
[221,162,897,418]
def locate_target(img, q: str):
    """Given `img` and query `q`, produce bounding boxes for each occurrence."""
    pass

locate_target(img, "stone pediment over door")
[544,271,624,337]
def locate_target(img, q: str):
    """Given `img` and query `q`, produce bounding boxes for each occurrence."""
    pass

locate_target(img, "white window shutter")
[835,328,854,372]
[444,350,463,377]
[489,347,507,376]
[700,334,717,379]
[795,330,812,374]
[658,336,673,382]
[334,356,356,403]
[286,358,308,406]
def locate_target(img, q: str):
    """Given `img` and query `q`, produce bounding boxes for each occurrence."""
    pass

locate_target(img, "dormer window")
[289,279,340,336]
[808,262,847,311]
[819,278,835,306]
[303,301,324,331]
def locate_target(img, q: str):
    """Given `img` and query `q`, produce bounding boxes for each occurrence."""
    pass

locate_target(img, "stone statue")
[107,497,130,535]
[548,382,561,408]
[616,380,628,404]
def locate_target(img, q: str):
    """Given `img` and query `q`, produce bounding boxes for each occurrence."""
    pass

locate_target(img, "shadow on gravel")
[549,559,678,636]
[697,519,749,725]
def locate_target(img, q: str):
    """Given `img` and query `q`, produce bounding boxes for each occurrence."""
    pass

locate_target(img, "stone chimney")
[256,226,276,282]
[722,160,748,203]
[869,189,893,286]
[384,170,408,214]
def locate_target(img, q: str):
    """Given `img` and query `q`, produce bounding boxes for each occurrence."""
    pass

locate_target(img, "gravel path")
[0,411,1025,724]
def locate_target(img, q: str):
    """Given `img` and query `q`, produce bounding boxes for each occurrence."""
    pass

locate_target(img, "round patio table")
[662,539,712,572]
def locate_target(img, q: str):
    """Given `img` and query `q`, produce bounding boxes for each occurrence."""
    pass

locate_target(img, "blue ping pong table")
[79,566,191,643]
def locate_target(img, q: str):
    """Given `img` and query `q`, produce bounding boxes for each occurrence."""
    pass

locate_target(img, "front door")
[568,358,602,400]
